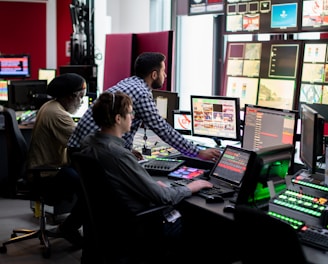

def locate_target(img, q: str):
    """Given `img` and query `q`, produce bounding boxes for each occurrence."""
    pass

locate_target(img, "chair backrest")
[233,204,308,264]
[1,107,28,198]
[71,152,172,264]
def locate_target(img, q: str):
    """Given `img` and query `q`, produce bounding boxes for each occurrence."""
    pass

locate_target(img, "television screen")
[0,80,9,104]
[152,89,179,127]
[257,78,296,110]
[8,80,49,111]
[270,3,298,29]
[38,68,57,85]
[226,76,258,109]
[0,54,31,79]
[172,110,192,135]
[302,0,328,32]
[299,103,325,174]
[190,95,241,142]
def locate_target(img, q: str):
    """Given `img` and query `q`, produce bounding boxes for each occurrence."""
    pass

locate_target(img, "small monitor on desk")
[8,80,49,111]
[172,110,191,135]
[152,89,179,127]
[190,95,241,146]
[38,68,56,85]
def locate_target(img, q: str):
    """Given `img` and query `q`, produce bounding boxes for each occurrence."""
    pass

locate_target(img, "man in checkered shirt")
[68,52,220,161]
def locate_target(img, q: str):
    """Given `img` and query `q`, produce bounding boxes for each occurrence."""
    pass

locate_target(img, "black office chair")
[0,107,75,258]
[233,204,308,264]
[71,152,180,264]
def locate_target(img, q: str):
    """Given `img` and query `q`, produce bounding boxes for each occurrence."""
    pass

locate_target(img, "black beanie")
[47,73,86,98]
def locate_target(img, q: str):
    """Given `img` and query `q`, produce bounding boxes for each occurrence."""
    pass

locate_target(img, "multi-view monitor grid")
[225,0,328,34]
[224,40,300,110]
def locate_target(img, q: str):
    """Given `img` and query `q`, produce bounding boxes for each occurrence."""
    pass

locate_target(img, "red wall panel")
[57,0,72,69]
[103,33,135,91]
[103,30,174,92]
[0,2,46,80]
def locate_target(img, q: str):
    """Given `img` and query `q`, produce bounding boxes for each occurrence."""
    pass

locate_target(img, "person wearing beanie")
[27,73,87,249]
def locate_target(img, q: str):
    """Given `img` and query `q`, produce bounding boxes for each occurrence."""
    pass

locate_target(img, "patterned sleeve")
[134,92,199,157]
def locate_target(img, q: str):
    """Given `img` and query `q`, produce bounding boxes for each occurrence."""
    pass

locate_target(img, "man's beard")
[151,77,163,89]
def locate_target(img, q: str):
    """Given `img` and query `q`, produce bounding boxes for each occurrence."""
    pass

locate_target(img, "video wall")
[223,39,328,110]
[224,0,328,34]
[224,40,301,110]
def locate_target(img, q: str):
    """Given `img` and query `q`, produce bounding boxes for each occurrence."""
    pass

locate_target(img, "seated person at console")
[79,91,213,262]
[27,73,86,248]
[68,52,220,161]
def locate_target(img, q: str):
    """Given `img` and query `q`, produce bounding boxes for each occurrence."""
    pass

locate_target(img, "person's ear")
[151,70,158,80]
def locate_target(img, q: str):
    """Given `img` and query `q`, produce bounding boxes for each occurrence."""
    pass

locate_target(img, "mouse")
[205,195,224,204]
[223,203,235,213]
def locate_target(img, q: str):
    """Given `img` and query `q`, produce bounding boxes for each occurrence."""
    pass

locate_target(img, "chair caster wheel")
[0,246,7,254]
[42,247,51,258]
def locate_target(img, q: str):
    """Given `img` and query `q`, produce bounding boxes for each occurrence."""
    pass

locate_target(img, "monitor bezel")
[190,95,241,142]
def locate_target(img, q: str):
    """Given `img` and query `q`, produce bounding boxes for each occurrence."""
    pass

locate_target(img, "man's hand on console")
[197,148,221,161]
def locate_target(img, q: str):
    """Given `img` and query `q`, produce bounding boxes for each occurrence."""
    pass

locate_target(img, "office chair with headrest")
[233,204,308,264]
[0,107,75,258]
[71,152,179,264]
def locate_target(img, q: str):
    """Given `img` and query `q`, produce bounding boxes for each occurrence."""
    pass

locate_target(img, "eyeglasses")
[128,111,135,116]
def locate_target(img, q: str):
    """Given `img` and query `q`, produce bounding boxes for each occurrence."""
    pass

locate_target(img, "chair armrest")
[136,205,171,217]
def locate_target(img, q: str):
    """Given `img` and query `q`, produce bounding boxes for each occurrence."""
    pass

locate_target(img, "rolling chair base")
[0,203,62,258]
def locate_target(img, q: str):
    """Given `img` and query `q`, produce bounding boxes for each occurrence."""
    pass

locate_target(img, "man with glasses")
[68,52,221,161]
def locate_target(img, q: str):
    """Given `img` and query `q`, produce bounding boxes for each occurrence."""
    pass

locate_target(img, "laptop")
[201,145,257,198]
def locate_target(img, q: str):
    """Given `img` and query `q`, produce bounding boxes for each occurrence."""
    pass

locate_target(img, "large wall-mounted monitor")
[8,80,49,111]
[299,103,325,174]
[299,41,328,105]
[302,0,328,32]
[223,41,301,111]
[152,89,179,127]
[190,95,241,143]
[224,0,301,34]
[0,54,31,79]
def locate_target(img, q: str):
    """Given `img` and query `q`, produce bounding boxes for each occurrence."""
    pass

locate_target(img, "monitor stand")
[212,137,222,148]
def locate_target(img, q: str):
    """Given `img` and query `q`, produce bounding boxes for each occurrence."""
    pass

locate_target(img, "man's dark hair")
[134,52,166,79]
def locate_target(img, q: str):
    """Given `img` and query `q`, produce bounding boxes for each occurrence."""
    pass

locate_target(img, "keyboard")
[298,226,328,251]
[171,179,235,198]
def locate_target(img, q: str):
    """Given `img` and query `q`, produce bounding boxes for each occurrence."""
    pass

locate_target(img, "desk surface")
[152,174,328,264]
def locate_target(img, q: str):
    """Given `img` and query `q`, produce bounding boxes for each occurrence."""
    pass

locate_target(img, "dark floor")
[0,198,81,264]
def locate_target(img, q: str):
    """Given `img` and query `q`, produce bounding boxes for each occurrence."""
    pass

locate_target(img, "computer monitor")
[152,89,179,127]
[0,80,9,105]
[299,103,325,174]
[242,104,298,150]
[172,110,192,135]
[71,92,97,122]
[190,95,241,144]
[38,68,56,85]
[242,104,298,174]
[237,144,294,205]
[0,54,31,79]
[8,80,49,111]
